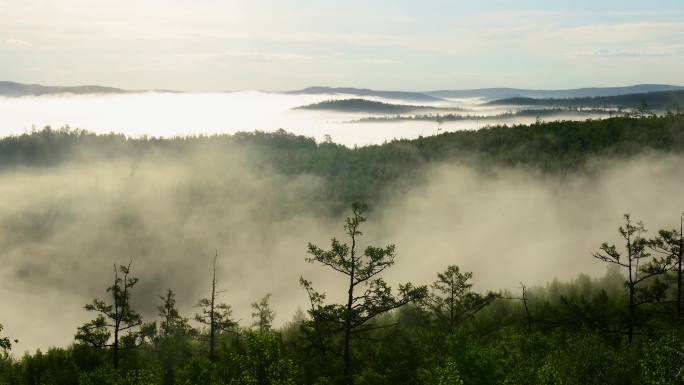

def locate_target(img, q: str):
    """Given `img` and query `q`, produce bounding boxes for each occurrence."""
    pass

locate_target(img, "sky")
[1,0,683,91]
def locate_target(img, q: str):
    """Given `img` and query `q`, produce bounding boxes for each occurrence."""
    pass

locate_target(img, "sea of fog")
[0,91,590,146]
[0,91,642,354]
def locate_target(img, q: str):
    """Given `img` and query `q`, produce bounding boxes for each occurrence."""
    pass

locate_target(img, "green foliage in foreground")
[2,207,684,385]
[2,116,684,383]
[0,115,683,209]
[2,281,684,385]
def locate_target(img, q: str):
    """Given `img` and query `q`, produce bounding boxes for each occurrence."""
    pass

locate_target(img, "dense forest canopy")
[2,115,684,385]
[1,114,682,209]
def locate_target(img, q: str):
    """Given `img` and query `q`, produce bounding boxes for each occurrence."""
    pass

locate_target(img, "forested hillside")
[487,90,684,110]
[294,98,422,113]
[1,114,682,209]
[2,115,684,385]
[292,98,465,114]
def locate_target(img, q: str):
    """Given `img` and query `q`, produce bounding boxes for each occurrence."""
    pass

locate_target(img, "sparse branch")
[75,261,143,369]
[195,251,236,361]
[301,202,423,385]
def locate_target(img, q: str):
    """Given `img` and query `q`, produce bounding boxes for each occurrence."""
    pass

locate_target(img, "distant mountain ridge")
[285,84,684,102]
[3,81,683,100]
[426,84,684,100]
[0,81,128,96]
[485,90,684,110]
[286,86,442,102]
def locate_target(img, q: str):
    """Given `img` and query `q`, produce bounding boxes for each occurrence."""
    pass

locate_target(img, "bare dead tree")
[521,283,533,333]
[195,251,236,361]
[501,283,533,333]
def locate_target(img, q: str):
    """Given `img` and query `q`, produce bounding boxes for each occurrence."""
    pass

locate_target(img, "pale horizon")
[3,79,684,94]
[2,1,684,91]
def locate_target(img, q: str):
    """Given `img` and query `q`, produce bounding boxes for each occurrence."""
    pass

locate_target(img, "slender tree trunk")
[678,216,683,317]
[113,326,119,370]
[210,254,217,361]
[449,277,455,332]
[343,230,356,385]
[113,266,120,370]
[627,233,634,345]
[522,285,532,333]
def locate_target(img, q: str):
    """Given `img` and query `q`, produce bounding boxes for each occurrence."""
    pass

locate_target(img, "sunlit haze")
[1,0,683,91]
[2,3,684,383]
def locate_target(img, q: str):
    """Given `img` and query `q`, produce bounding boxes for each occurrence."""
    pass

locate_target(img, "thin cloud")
[211,51,319,61]
[567,45,684,58]
[4,38,31,48]
[360,58,400,65]
[554,22,684,44]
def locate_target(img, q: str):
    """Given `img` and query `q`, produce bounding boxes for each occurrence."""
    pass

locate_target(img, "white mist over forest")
[3,1,684,383]
[1,143,683,354]
[0,92,600,146]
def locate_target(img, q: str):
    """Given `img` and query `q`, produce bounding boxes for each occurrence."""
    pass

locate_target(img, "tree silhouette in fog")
[195,252,237,361]
[251,294,275,334]
[425,265,497,333]
[301,202,427,385]
[75,262,152,369]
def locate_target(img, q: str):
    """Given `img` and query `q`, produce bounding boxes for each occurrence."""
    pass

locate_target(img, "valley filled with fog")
[0,90,677,357]
[0,91,611,146]
[3,0,684,383]
[2,125,683,354]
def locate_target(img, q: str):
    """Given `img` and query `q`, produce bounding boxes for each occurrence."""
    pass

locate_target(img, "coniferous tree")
[649,214,684,317]
[251,294,276,334]
[593,214,675,343]
[425,265,497,333]
[156,289,192,385]
[75,262,149,369]
[302,202,427,385]
[158,289,190,337]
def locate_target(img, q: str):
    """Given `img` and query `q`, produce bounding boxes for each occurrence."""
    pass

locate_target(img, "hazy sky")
[1,0,683,91]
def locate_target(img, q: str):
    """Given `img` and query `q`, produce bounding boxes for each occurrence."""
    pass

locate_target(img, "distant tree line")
[485,89,684,111]
[2,115,684,384]
[352,107,609,123]
[0,114,683,212]
[292,98,465,114]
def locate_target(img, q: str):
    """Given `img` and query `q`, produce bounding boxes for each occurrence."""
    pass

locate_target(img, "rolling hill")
[293,98,464,114]
[285,86,442,102]
[485,90,684,110]
[0,81,128,97]
[426,84,684,100]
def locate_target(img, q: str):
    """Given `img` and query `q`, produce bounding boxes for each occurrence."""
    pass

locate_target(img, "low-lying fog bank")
[1,145,683,354]
[0,92,613,147]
